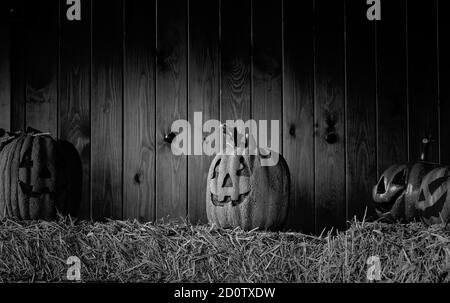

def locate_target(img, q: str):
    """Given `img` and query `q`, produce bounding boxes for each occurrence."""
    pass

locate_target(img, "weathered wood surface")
[0,0,444,232]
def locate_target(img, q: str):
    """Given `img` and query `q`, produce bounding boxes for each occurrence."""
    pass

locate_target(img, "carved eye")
[212,159,221,179]
[418,190,426,202]
[236,157,249,177]
[428,175,449,195]
[376,176,386,194]
[391,170,406,186]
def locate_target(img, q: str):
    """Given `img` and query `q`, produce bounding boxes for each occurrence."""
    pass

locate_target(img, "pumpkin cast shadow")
[56,140,82,218]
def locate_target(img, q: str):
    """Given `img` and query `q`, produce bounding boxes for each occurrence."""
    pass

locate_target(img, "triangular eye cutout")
[19,149,33,168]
[376,177,386,194]
[214,159,221,169]
[418,190,426,202]
[391,170,406,186]
[39,166,52,179]
[211,159,221,179]
[428,175,450,195]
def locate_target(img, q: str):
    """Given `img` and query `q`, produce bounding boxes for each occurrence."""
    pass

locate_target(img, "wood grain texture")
[377,0,408,173]
[25,0,58,135]
[91,0,123,220]
[156,0,187,221]
[252,0,282,139]
[283,0,315,233]
[346,0,377,221]
[314,0,346,232]
[9,0,25,132]
[252,0,283,229]
[0,3,10,130]
[123,0,156,222]
[220,0,251,122]
[59,0,91,219]
[4,0,448,232]
[439,0,450,164]
[188,0,219,224]
[408,0,439,162]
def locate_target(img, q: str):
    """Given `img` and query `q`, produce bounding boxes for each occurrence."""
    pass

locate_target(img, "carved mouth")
[210,193,249,207]
[374,190,403,215]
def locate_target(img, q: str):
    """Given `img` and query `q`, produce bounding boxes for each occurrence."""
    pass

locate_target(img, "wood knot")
[289,125,295,137]
[325,132,338,144]
[164,132,177,144]
[134,172,143,185]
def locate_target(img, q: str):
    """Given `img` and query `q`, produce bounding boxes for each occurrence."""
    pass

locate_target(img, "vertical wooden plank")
[25,0,58,135]
[59,0,91,219]
[439,0,450,164]
[221,0,251,122]
[188,0,219,224]
[9,0,25,132]
[156,0,187,220]
[377,0,408,172]
[408,1,439,162]
[253,0,283,228]
[283,0,315,233]
[0,3,11,130]
[124,0,156,222]
[346,0,377,221]
[314,0,346,232]
[91,0,123,220]
[253,0,282,139]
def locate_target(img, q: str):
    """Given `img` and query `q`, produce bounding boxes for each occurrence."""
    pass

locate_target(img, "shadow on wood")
[57,140,83,218]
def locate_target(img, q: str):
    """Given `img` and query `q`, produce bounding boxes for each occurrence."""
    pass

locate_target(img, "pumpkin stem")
[420,135,435,161]
[221,124,251,149]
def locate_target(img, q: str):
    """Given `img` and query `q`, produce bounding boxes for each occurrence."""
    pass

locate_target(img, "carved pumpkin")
[206,146,290,231]
[416,167,450,225]
[372,137,437,223]
[372,164,408,221]
[0,128,81,220]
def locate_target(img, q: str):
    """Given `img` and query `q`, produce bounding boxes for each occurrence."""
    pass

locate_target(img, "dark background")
[0,0,448,234]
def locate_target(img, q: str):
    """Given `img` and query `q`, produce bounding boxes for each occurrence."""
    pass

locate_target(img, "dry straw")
[0,216,449,282]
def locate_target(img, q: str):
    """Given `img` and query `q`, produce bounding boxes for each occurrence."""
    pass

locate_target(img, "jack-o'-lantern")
[372,137,437,223]
[372,164,408,221]
[0,128,81,220]
[206,127,290,230]
[416,167,450,225]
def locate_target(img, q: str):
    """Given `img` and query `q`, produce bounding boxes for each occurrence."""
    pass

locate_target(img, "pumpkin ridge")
[29,136,43,219]
[420,191,447,220]
[0,139,8,217]
[9,135,26,218]
[41,136,57,219]
[18,135,34,220]
[232,196,242,228]
[1,138,18,218]
[0,139,12,217]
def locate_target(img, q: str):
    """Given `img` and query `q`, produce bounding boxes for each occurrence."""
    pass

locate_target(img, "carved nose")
[376,177,386,194]
[418,190,426,202]
[222,174,233,188]
[39,166,51,179]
